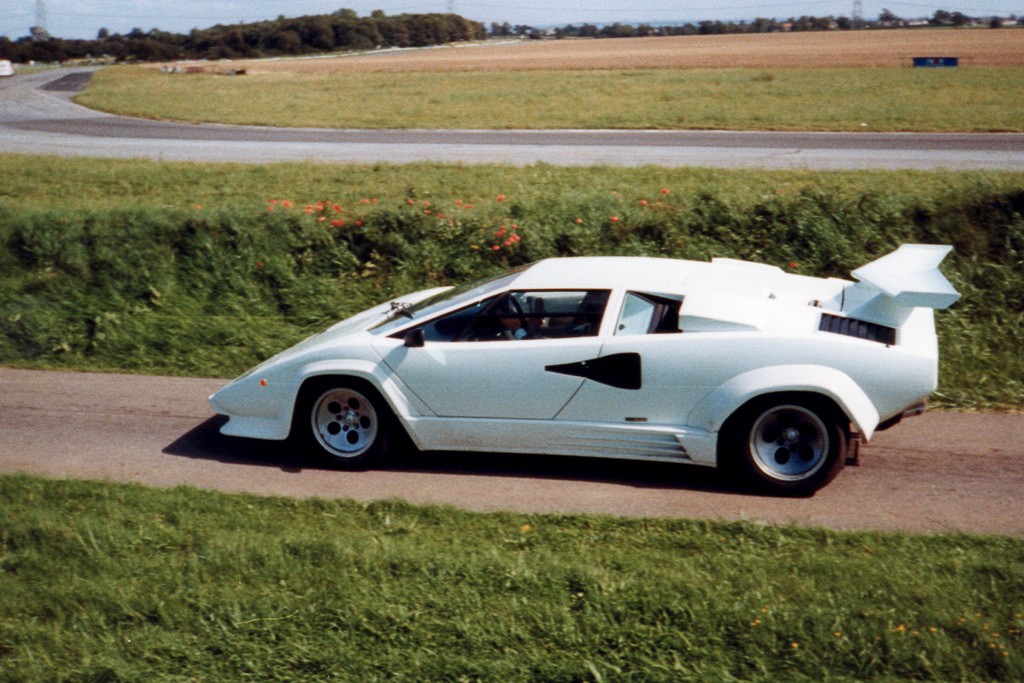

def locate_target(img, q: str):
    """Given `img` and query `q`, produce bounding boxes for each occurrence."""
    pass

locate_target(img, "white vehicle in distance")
[0,60,15,77]
[210,244,960,496]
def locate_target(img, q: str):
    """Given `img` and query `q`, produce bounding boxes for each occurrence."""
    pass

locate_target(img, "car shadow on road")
[164,416,745,494]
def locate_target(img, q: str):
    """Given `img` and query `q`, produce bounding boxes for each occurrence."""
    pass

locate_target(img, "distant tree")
[989,16,1004,28]
[950,11,971,26]
[878,9,901,23]
[600,23,636,38]
[304,18,335,50]
[222,29,248,55]
[263,29,301,53]
[836,16,852,30]
[97,27,110,40]
[930,10,952,25]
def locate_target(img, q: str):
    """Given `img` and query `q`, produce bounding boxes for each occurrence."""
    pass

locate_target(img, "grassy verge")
[1,156,1021,408]
[77,65,1024,132]
[1,474,1022,682]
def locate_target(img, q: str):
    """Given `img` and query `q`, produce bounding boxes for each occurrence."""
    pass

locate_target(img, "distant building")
[29,25,50,41]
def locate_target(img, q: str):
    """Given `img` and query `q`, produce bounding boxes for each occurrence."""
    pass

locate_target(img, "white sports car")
[210,244,960,495]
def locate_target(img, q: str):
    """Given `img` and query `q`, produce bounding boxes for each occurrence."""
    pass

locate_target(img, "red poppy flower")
[660,189,670,195]
[575,218,583,224]
[496,194,506,202]
[610,216,620,223]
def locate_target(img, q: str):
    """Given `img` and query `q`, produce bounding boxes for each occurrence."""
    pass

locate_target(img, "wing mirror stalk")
[403,329,425,348]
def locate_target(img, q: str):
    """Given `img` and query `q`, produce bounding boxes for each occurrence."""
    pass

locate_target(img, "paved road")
[2,68,1024,169]
[2,367,1022,536]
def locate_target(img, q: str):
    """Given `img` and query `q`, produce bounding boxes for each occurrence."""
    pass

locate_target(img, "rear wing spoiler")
[851,244,961,310]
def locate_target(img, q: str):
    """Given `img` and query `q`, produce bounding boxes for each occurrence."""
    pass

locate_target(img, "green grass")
[1,155,1022,408]
[76,65,1024,132]
[1,474,1022,682]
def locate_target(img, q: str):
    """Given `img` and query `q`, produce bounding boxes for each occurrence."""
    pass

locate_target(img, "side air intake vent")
[819,313,896,346]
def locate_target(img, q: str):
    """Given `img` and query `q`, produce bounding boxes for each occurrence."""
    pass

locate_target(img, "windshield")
[368,266,529,335]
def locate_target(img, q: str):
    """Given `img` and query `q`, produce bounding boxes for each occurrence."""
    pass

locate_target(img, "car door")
[371,290,610,419]
[555,291,718,425]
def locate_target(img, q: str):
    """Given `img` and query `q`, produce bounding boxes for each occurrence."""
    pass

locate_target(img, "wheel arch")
[687,364,881,442]
[286,360,428,440]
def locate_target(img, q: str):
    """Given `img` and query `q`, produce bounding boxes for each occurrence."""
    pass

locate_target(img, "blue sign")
[913,57,959,68]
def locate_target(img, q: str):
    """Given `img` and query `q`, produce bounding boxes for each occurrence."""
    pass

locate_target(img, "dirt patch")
[184,30,1024,74]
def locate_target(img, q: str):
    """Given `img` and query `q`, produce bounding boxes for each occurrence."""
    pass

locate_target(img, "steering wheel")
[508,296,530,338]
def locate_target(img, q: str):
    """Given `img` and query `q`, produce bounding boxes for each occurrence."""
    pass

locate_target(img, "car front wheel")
[295,379,393,469]
[724,397,847,496]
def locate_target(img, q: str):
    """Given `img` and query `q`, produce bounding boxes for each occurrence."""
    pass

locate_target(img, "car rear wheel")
[295,379,393,469]
[724,397,847,496]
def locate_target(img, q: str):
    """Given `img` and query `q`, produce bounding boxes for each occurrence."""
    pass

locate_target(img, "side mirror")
[403,328,425,348]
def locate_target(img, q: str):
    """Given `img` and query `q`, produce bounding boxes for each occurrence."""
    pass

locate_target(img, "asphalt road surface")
[2,367,1022,536]
[2,68,1024,169]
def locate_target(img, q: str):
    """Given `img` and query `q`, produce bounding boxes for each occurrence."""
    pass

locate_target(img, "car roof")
[511,256,698,292]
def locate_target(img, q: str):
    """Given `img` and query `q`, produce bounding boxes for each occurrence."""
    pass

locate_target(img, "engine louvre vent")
[819,313,897,346]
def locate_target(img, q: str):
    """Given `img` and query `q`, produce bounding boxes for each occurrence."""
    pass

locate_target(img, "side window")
[417,297,493,342]
[615,292,682,335]
[403,290,610,343]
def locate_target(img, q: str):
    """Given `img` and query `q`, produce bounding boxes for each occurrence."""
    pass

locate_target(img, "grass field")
[1,474,1022,682]
[78,65,1024,131]
[75,30,1024,131]
[1,155,1022,409]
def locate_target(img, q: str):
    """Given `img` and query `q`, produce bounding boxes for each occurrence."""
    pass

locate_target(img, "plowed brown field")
[206,30,1023,74]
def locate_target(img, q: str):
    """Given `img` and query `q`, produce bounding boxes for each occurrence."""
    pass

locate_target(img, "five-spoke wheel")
[723,396,847,496]
[295,379,393,468]
[312,387,379,458]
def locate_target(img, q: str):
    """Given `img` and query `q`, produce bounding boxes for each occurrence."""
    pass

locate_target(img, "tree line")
[1,7,1014,64]
[491,8,1017,39]
[0,9,486,64]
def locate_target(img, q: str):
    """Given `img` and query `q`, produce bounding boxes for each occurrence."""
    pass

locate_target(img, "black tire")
[293,378,394,469]
[721,395,847,496]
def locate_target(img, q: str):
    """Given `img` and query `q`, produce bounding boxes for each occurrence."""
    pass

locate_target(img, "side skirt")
[401,417,718,467]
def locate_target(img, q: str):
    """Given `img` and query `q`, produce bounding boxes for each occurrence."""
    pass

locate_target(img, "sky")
[2,1,1021,40]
